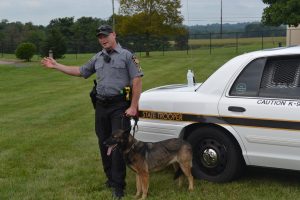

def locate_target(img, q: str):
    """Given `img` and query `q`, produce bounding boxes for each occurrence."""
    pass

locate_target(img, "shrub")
[15,42,37,62]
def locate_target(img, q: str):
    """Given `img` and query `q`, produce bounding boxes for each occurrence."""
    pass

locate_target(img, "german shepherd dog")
[104,129,194,200]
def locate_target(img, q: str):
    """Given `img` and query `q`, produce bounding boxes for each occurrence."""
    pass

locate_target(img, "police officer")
[41,24,143,199]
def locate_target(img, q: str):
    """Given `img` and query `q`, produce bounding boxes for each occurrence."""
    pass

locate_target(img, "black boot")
[112,187,124,200]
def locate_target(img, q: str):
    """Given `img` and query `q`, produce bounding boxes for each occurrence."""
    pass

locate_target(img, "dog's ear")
[112,129,124,138]
[113,129,130,137]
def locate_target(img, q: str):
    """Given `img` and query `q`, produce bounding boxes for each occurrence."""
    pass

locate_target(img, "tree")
[15,42,36,61]
[24,30,45,55]
[118,0,184,56]
[244,23,285,37]
[48,17,74,52]
[71,17,106,53]
[1,21,24,53]
[41,28,67,58]
[174,29,188,50]
[0,20,46,55]
[262,0,300,27]
[22,22,46,55]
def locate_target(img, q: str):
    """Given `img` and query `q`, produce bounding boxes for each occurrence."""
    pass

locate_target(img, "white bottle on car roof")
[187,69,194,87]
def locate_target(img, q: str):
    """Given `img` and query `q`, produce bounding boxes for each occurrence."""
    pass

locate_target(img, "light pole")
[112,0,115,31]
[220,0,223,38]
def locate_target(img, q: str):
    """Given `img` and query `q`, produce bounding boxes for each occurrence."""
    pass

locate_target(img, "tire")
[187,126,244,182]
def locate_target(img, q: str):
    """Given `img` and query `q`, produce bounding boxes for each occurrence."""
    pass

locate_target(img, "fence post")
[289,28,291,46]
[261,31,264,49]
[235,32,238,53]
[1,42,3,58]
[186,35,189,55]
[139,42,142,57]
[209,33,212,55]
[75,42,79,60]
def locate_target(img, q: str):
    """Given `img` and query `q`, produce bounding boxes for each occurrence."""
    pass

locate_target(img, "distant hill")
[188,22,286,34]
[187,22,286,38]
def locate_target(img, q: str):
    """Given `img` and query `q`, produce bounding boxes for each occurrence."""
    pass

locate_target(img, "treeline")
[0,17,285,57]
[0,17,109,58]
[188,22,286,38]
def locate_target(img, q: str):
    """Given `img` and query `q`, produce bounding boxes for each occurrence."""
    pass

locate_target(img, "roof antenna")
[186,0,190,53]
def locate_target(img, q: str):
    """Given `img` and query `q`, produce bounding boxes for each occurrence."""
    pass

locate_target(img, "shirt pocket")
[95,62,104,74]
[111,61,128,79]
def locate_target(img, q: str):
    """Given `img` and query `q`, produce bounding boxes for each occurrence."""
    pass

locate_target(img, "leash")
[121,114,139,137]
[132,115,139,138]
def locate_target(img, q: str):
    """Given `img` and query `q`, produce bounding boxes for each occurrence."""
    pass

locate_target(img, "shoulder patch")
[132,55,142,72]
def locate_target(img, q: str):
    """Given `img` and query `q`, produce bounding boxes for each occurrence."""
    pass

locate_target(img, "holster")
[90,80,97,109]
[122,86,132,101]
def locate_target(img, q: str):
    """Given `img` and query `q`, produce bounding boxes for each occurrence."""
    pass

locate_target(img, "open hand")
[41,57,57,69]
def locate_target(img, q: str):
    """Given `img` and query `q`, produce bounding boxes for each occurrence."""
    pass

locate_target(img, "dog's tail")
[173,168,183,180]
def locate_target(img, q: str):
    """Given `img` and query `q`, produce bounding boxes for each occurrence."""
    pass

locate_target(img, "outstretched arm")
[41,57,81,77]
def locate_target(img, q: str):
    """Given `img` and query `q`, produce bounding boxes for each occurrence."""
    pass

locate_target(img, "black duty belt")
[96,94,125,104]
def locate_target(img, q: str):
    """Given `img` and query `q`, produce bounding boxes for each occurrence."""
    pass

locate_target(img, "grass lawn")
[1,46,300,200]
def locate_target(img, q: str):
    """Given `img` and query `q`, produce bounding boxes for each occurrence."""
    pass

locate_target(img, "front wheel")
[187,127,244,182]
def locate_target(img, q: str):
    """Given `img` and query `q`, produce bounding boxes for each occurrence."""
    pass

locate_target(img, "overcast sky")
[0,0,267,26]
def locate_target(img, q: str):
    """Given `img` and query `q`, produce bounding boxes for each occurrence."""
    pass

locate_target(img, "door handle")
[228,106,246,112]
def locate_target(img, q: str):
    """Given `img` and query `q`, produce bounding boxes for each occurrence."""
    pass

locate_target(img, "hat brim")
[96,31,111,37]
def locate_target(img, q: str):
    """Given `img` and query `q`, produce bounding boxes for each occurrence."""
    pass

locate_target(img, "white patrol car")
[136,46,300,182]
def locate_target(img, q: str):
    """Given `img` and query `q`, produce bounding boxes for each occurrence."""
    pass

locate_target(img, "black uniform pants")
[95,100,130,190]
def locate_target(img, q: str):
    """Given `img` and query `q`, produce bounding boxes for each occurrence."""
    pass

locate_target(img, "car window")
[229,58,266,97]
[230,56,300,99]
[259,56,300,99]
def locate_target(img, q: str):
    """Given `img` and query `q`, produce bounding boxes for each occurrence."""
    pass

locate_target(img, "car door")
[218,55,300,171]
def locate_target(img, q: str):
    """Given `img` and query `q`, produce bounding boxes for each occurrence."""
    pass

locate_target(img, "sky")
[0,0,267,26]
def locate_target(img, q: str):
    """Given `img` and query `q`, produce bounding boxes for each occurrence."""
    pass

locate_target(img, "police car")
[137,46,300,182]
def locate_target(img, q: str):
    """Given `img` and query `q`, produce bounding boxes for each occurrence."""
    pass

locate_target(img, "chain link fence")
[115,29,286,56]
[0,29,289,58]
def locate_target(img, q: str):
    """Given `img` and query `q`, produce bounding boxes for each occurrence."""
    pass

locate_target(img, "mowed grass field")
[1,44,300,200]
